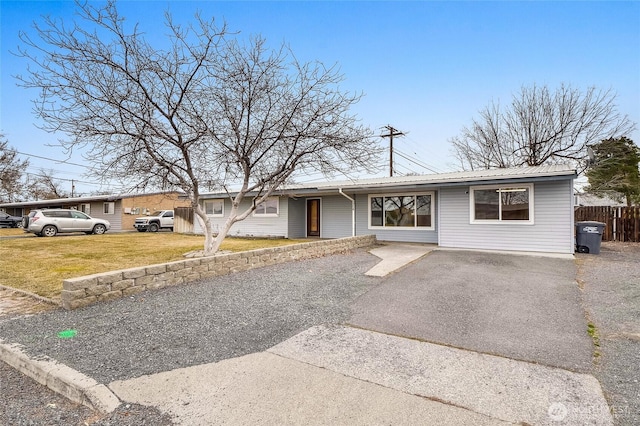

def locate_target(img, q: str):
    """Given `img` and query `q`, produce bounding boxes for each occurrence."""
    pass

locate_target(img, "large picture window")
[203,200,224,216]
[470,184,533,223]
[369,193,433,229]
[254,197,279,216]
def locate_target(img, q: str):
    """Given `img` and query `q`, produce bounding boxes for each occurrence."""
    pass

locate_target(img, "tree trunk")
[193,204,217,255]
[207,201,241,254]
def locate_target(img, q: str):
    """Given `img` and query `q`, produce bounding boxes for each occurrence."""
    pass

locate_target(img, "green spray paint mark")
[57,329,77,339]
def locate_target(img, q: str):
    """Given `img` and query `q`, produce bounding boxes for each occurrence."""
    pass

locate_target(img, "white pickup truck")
[133,210,174,232]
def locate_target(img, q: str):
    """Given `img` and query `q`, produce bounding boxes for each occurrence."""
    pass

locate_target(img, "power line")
[15,151,124,192]
[401,135,447,173]
[394,149,441,174]
[23,165,94,179]
[380,125,405,177]
[394,162,418,176]
[23,171,103,186]
[15,150,92,169]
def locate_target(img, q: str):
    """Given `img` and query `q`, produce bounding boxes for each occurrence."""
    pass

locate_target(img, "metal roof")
[286,164,576,192]
[0,191,186,208]
[197,164,576,198]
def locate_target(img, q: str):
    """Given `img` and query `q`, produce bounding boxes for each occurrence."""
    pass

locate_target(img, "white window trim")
[103,202,115,215]
[203,199,224,217]
[253,197,279,217]
[78,203,91,215]
[368,192,435,231]
[469,183,534,225]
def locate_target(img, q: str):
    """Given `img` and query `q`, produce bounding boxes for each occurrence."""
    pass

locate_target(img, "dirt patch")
[0,287,58,318]
[601,241,640,253]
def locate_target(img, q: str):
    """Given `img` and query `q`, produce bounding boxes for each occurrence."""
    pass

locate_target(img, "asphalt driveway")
[349,250,594,372]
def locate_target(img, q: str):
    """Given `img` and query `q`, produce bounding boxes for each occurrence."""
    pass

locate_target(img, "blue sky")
[1,1,639,195]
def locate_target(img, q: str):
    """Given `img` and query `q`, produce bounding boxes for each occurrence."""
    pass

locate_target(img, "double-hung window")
[369,193,434,229]
[470,184,533,223]
[78,203,91,215]
[203,200,224,216]
[103,202,115,215]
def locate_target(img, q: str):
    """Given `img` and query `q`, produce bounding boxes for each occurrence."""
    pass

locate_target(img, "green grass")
[0,230,305,299]
[587,322,601,359]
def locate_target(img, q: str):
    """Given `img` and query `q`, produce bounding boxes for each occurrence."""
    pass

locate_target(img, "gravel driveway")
[0,360,173,426]
[578,242,640,425]
[0,249,379,384]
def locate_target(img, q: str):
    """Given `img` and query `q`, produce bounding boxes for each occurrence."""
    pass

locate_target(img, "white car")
[23,209,111,237]
[133,210,174,232]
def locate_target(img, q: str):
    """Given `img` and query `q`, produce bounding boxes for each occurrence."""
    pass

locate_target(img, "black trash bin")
[575,221,606,254]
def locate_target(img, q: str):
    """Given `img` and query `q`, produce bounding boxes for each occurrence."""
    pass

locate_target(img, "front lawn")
[0,231,305,299]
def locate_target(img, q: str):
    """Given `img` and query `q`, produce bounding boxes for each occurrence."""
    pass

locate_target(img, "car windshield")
[150,211,163,216]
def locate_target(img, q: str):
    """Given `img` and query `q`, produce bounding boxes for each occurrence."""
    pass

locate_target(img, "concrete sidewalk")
[109,350,507,425]
[108,325,611,425]
[365,243,433,276]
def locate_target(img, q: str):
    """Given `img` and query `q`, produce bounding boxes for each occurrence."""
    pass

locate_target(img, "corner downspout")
[338,188,356,237]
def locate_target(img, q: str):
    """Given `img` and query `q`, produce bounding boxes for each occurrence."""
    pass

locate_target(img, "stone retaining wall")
[61,235,377,310]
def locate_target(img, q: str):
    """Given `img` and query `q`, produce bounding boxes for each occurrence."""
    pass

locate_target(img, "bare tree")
[0,137,29,203]
[26,169,69,200]
[450,84,635,171]
[16,1,378,254]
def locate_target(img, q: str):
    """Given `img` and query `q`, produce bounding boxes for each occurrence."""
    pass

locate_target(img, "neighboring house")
[196,164,577,254]
[0,191,189,232]
[574,191,625,207]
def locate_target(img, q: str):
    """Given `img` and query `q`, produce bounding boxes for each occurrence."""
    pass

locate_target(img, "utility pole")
[71,179,75,198]
[380,125,405,177]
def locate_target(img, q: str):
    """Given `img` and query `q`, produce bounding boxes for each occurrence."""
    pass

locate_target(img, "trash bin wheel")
[577,245,589,253]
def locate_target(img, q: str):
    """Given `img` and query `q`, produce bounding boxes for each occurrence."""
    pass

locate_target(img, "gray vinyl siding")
[194,196,289,238]
[86,200,122,231]
[288,198,306,238]
[320,195,354,238]
[354,194,438,243]
[438,180,574,254]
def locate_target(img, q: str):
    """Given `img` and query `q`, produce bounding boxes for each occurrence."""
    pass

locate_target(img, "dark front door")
[307,199,320,237]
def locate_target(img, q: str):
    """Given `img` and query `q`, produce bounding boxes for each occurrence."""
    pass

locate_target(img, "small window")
[103,202,115,215]
[470,184,533,223]
[254,198,279,216]
[78,203,91,215]
[203,200,224,216]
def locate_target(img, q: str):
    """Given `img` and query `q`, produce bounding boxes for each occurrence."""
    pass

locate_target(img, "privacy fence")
[174,206,194,233]
[575,206,640,242]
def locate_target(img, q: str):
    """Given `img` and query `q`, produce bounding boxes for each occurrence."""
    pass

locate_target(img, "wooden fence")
[174,206,194,233]
[575,206,640,242]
